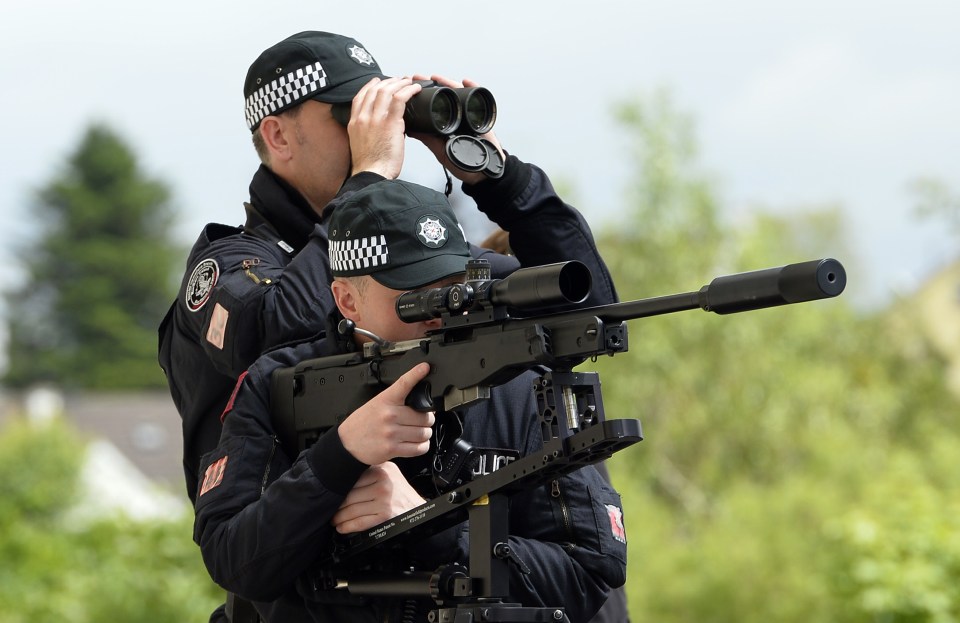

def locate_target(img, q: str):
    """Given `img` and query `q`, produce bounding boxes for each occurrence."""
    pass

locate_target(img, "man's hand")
[338,362,435,466]
[331,461,426,534]
[410,74,506,185]
[348,77,422,179]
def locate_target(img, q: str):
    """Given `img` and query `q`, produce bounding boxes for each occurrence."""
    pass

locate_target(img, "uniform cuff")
[305,428,369,495]
[462,155,531,208]
[341,171,386,193]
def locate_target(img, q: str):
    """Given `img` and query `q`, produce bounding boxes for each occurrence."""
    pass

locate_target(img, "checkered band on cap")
[330,235,389,273]
[244,62,328,130]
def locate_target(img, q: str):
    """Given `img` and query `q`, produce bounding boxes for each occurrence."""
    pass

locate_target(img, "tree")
[3,123,181,389]
[590,89,960,622]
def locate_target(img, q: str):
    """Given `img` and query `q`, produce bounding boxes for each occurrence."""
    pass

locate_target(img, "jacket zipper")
[242,258,273,285]
[551,479,574,540]
[261,438,279,495]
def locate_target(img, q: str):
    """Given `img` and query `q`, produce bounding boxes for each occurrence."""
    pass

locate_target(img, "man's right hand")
[338,362,435,465]
[347,77,422,180]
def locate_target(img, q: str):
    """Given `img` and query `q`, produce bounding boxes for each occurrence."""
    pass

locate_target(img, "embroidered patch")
[206,302,229,349]
[347,44,375,66]
[186,258,219,312]
[606,504,627,544]
[244,62,328,131]
[329,235,389,272]
[416,215,448,248]
[199,456,228,496]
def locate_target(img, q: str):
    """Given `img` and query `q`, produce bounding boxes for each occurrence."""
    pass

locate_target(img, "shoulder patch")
[199,455,228,496]
[206,302,229,349]
[186,258,219,312]
[606,504,627,544]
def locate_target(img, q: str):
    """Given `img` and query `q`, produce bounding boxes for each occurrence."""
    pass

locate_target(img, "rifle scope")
[396,260,592,322]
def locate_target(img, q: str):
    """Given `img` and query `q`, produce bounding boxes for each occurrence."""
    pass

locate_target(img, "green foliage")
[0,416,222,622]
[824,438,960,623]
[0,416,81,527]
[3,123,182,389]
[594,89,960,622]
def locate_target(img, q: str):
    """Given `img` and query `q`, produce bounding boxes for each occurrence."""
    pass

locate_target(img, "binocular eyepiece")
[331,80,503,178]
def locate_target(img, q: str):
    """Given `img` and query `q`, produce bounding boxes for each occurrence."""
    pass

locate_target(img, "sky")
[1,0,958,323]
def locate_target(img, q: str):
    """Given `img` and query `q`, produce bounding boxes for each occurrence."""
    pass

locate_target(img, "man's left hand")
[331,461,426,534]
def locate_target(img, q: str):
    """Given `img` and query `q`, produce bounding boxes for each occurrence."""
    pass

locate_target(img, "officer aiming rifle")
[269,237,845,621]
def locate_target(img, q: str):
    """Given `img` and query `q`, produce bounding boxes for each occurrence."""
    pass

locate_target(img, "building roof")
[62,391,187,495]
[1,389,189,500]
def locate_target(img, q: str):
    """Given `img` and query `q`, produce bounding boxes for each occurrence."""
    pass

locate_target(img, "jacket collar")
[245,164,323,253]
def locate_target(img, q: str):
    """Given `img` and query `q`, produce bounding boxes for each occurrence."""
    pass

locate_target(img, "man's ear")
[258,116,293,163]
[331,279,362,323]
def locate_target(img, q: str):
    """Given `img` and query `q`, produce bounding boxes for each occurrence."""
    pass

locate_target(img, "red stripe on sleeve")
[221,370,249,422]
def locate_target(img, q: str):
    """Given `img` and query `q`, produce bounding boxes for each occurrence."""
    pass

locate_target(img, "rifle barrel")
[585,258,845,323]
[595,292,702,323]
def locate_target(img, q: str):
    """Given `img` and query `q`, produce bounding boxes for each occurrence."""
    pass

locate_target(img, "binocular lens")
[430,90,460,134]
[458,87,497,135]
[405,85,461,135]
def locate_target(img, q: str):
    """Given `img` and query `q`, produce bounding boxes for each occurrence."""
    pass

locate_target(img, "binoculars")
[402,80,496,136]
[331,80,503,178]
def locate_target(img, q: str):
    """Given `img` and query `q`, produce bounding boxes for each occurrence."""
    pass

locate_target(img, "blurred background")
[1,1,958,620]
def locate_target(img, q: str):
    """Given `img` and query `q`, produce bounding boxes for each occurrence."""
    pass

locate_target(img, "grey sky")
[1,0,958,314]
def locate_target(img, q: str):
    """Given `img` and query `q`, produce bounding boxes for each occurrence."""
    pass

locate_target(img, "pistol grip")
[405,381,434,411]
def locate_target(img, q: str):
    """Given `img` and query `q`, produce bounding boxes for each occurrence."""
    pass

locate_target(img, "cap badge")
[347,44,375,66]
[417,216,448,248]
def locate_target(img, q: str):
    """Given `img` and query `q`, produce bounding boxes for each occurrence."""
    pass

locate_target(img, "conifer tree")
[4,123,180,389]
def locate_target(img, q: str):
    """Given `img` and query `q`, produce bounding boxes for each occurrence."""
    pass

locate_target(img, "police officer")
[158,30,626,622]
[193,179,628,623]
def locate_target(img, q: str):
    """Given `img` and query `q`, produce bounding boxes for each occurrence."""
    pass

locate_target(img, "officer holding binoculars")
[158,30,626,623]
